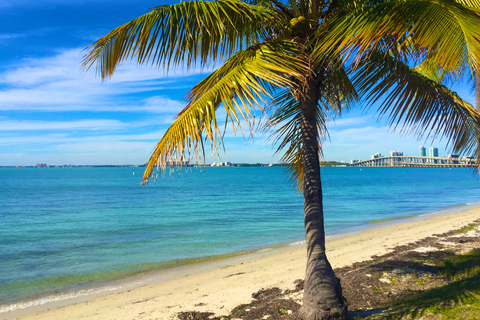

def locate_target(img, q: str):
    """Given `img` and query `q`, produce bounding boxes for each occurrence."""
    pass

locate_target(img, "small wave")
[0,285,121,314]
[289,240,305,246]
[466,201,480,206]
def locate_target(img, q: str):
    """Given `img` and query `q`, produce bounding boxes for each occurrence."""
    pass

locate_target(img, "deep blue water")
[0,166,479,310]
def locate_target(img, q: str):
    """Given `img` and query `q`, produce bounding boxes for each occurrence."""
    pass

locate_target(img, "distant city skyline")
[0,1,476,166]
[2,145,456,167]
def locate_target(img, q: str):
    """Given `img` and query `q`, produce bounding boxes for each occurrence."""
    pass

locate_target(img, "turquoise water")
[1,166,479,311]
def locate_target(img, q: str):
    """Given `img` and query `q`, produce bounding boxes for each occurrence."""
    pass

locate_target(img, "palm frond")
[83,0,282,78]
[353,49,480,159]
[142,41,308,184]
[414,58,449,84]
[266,63,357,190]
[267,90,305,189]
[455,0,480,7]
[315,0,480,74]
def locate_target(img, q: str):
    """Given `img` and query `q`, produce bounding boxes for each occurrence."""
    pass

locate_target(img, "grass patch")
[454,224,477,235]
[356,249,480,319]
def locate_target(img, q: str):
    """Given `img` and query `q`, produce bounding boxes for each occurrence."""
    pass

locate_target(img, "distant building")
[371,153,383,159]
[429,147,438,157]
[419,146,426,157]
[167,160,189,167]
[36,163,48,167]
[390,151,403,156]
[350,159,360,164]
[211,162,231,167]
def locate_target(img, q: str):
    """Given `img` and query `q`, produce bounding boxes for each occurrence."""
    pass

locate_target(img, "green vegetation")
[321,161,344,167]
[278,308,288,315]
[357,249,480,319]
[389,277,397,285]
[455,224,477,235]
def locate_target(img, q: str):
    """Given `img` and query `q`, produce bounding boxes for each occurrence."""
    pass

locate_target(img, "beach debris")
[224,272,245,278]
[177,311,218,320]
[177,221,480,320]
[413,246,438,253]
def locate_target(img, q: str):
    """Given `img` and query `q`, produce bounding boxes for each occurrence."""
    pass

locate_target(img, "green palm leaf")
[353,49,480,157]
[83,0,281,78]
[316,0,480,74]
[142,41,307,184]
[266,63,357,189]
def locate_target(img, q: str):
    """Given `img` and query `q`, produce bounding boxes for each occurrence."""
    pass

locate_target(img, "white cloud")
[0,48,209,111]
[0,130,165,146]
[0,119,126,131]
[0,33,28,41]
[0,0,141,8]
[0,130,164,165]
[0,28,57,45]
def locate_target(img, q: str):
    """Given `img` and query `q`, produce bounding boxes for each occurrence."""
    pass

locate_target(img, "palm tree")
[83,0,480,318]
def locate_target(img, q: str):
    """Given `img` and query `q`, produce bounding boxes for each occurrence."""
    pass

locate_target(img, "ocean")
[1,166,479,314]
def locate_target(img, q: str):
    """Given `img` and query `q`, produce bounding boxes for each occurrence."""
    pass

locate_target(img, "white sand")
[7,205,480,320]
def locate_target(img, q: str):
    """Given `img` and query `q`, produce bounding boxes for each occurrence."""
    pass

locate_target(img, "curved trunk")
[476,73,480,112]
[476,73,480,176]
[298,87,348,320]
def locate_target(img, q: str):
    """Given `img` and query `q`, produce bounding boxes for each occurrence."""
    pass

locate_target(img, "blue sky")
[0,0,476,166]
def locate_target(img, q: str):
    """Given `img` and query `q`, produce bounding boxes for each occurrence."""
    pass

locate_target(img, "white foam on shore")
[0,285,121,314]
[289,240,306,246]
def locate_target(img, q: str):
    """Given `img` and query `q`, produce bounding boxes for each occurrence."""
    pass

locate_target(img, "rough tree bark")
[476,73,480,175]
[476,74,480,111]
[298,84,348,320]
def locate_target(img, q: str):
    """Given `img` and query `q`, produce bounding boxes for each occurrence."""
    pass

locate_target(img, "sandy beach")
[6,205,480,320]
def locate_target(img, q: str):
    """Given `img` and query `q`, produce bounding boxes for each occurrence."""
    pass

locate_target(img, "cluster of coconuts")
[284,16,307,36]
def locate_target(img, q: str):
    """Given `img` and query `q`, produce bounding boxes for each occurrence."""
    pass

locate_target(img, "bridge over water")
[348,156,477,168]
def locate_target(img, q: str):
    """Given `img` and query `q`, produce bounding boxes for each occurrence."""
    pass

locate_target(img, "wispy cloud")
[0,128,209,165]
[0,28,57,45]
[0,0,135,8]
[0,119,126,131]
[0,129,164,165]
[0,48,209,111]
[0,33,28,41]
[327,116,368,128]
[0,46,221,165]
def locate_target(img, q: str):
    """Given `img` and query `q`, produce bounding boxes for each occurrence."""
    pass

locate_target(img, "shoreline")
[0,244,300,319]
[4,204,480,320]
[2,202,475,317]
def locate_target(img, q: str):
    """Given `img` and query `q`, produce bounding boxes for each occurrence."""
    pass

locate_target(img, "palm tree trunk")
[476,73,480,111]
[298,87,347,320]
[476,73,480,175]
